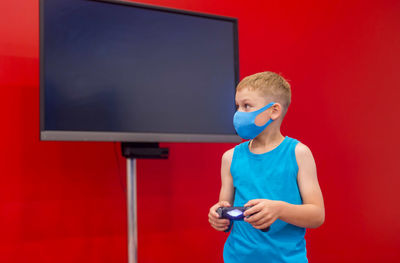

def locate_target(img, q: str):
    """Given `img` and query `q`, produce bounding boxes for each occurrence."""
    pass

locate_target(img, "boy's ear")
[270,103,282,120]
[254,103,282,126]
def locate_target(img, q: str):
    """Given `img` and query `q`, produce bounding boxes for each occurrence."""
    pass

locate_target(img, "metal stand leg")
[127,158,137,263]
[121,142,168,263]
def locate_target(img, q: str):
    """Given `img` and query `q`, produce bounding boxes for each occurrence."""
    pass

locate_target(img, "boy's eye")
[235,103,251,110]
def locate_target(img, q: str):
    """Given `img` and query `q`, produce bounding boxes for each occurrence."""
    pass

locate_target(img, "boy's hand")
[243,199,282,230]
[208,201,231,231]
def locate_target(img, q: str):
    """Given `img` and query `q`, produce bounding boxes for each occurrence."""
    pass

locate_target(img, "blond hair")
[236,71,291,116]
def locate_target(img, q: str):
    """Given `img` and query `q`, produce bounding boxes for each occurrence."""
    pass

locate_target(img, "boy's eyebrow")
[236,98,252,104]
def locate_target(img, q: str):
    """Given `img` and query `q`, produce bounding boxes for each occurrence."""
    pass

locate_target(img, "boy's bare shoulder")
[295,141,312,154]
[221,147,235,164]
[294,141,315,162]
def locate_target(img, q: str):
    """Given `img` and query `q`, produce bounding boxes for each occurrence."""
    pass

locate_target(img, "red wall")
[1,0,400,262]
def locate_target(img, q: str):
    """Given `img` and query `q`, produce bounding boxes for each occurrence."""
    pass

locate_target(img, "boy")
[208,71,325,263]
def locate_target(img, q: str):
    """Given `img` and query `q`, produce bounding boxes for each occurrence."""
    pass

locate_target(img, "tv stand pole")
[121,142,169,263]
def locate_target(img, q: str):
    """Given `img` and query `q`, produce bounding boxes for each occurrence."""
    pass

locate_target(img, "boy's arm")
[219,148,235,205]
[208,148,235,232]
[277,142,325,228]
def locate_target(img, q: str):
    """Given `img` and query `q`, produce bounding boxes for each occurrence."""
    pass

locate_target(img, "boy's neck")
[249,129,285,152]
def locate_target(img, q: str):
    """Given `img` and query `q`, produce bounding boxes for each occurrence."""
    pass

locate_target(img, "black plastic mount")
[121,142,169,159]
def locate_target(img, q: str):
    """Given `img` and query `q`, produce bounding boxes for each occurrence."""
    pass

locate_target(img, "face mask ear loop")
[253,102,275,127]
[252,102,275,115]
[249,117,274,148]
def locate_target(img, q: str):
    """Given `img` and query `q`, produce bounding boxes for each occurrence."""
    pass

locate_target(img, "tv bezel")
[39,0,241,143]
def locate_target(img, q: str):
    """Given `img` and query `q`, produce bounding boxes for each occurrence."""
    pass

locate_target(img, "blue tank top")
[223,136,307,263]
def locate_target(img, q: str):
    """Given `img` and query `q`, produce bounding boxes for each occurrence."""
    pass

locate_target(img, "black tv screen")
[40,0,240,142]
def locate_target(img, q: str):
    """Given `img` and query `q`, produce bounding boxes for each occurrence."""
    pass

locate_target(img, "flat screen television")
[40,0,240,142]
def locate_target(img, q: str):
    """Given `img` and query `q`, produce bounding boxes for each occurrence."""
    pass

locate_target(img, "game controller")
[216,206,270,232]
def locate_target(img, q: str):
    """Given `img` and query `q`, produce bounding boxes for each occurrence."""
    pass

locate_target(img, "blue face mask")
[233,102,275,139]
